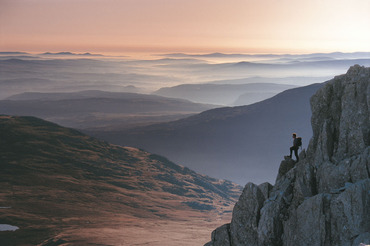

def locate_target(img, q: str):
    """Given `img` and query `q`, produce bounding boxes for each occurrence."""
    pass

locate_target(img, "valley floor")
[52,216,228,245]
[1,212,230,245]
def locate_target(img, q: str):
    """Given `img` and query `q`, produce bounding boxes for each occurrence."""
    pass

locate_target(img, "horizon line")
[1,50,370,57]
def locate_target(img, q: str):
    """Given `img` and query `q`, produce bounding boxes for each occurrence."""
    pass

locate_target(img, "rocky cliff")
[205,65,370,246]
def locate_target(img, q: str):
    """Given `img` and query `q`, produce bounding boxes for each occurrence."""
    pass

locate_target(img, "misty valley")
[1,51,370,245]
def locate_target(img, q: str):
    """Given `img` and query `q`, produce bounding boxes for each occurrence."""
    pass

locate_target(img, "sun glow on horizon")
[0,0,369,55]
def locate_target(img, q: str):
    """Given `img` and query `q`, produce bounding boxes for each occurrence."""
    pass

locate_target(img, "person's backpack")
[297,137,302,147]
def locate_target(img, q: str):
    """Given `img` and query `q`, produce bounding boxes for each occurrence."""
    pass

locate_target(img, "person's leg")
[289,146,293,158]
[294,147,299,161]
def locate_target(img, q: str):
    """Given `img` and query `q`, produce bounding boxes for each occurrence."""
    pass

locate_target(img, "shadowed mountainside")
[0,115,241,245]
[87,83,324,185]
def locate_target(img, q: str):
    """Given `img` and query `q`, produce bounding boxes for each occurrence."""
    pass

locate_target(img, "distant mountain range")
[2,51,370,59]
[160,52,370,59]
[0,90,219,129]
[154,83,297,106]
[0,52,30,55]
[87,83,325,185]
[0,51,103,56]
[41,52,103,56]
[0,57,185,97]
[1,53,369,102]
[0,115,241,245]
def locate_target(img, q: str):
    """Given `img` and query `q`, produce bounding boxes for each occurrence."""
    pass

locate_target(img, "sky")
[0,0,369,55]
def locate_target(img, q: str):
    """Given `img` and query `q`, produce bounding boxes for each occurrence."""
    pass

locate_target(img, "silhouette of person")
[289,133,299,162]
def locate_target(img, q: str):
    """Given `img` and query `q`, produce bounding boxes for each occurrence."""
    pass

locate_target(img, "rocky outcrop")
[205,65,370,246]
[230,183,266,245]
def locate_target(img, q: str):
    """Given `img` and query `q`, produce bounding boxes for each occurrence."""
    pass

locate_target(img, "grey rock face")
[257,182,273,201]
[329,180,370,245]
[230,183,266,245]
[309,64,370,163]
[276,157,296,181]
[205,65,370,246]
[208,223,231,246]
[282,193,332,246]
[258,169,295,246]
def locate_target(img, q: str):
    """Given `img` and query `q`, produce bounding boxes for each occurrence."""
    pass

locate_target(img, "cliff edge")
[205,65,370,246]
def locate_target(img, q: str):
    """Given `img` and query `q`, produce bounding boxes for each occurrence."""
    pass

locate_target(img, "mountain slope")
[0,90,218,129]
[205,65,370,246]
[153,83,296,106]
[87,83,324,185]
[0,115,241,245]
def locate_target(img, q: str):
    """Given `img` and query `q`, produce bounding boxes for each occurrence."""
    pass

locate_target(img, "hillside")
[0,115,241,245]
[205,65,370,245]
[87,82,324,185]
[0,90,218,130]
[154,83,296,106]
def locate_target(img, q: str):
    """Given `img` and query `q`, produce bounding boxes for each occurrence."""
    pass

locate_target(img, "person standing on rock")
[289,133,300,162]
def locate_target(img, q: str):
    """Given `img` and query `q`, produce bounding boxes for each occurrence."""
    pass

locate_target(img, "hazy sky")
[1,0,369,54]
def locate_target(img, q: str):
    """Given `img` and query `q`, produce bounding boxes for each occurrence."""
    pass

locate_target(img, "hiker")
[289,133,301,162]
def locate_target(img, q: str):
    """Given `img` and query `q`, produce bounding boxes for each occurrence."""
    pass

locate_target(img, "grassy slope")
[0,115,241,245]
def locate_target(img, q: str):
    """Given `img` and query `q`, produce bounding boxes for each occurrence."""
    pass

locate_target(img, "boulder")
[276,157,296,182]
[229,183,265,245]
[207,223,231,246]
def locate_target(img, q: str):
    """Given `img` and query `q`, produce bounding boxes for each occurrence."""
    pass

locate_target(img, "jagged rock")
[349,147,370,183]
[309,64,370,163]
[276,157,296,182]
[206,223,231,246]
[273,164,296,198]
[257,197,285,246]
[205,66,370,246]
[316,160,352,193]
[230,183,265,245]
[298,148,306,160]
[283,180,370,246]
[258,169,295,246]
[282,193,332,246]
[290,159,317,207]
[258,182,273,201]
[329,179,370,245]
[315,147,370,194]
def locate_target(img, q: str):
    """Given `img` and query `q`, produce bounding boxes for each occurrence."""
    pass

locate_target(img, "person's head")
[292,133,296,138]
